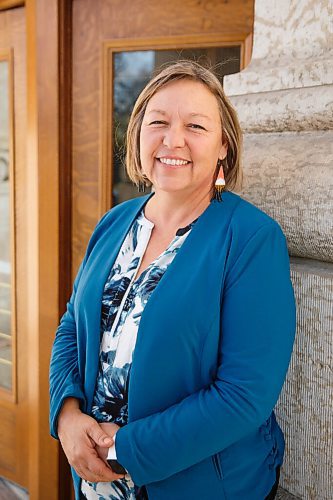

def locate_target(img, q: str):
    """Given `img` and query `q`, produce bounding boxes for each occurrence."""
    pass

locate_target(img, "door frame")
[25,0,72,498]
[0,0,79,496]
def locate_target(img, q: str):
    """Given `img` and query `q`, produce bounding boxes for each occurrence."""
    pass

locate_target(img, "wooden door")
[0,4,28,490]
[1,0,75,497]
[71,0,254,277]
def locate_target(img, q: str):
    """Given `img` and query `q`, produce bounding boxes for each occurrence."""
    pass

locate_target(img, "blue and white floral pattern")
[81,208,196,499]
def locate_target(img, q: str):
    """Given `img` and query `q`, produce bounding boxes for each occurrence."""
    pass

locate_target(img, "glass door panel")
[0,58,14,393]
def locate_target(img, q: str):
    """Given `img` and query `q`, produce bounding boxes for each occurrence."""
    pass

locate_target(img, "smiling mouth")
[157,157,192,167]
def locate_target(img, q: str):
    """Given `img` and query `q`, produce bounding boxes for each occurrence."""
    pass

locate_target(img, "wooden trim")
[100,33,249,215]
[105,33,250,52]
[8,45,17,404]
[58,0,73,497]
[26,0,62,498]
[99,41,114,216]
[0,0,24,11]
[58,0,72,320]
[0,48,17,404]
[242,32,253,68]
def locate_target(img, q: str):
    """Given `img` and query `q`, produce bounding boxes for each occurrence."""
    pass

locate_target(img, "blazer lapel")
[82,193,154,409]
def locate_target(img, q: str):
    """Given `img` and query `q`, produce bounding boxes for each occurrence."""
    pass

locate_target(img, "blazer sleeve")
[49,259,86,439]
[115,221,297,486]
[49,211,111,439]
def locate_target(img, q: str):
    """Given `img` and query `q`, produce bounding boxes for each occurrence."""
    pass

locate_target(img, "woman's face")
[139,79,227,198]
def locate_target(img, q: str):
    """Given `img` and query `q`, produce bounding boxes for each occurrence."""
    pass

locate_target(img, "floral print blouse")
[81,206,197,500]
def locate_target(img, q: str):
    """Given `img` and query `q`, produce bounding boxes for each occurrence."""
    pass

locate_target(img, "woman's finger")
[75,458,125,483]
[86,420,114,447]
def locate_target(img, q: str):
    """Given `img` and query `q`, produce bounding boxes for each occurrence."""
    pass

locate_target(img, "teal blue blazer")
[50,191,296,499]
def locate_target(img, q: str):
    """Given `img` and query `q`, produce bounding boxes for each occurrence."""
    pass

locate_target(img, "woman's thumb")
[87,422,113,446]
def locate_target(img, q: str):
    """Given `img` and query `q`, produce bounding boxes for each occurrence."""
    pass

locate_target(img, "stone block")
[275,259,333,499]
[238,130,333,262]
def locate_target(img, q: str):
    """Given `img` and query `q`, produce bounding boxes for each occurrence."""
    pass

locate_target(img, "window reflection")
[0,59,12,391]
[112,48,240,205]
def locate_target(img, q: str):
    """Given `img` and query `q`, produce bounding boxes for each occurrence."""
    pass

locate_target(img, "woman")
[50,60,296,500]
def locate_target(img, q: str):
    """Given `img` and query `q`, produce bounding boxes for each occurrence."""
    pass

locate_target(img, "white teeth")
[159,158,189,166]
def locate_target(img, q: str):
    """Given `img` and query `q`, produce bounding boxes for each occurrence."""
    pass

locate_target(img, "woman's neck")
[144,188,212,232]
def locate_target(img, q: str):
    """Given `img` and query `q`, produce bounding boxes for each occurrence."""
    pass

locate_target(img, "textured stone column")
[224,1,333,499]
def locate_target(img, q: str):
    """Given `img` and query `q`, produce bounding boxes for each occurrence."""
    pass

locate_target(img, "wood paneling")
[58,0,73,316]
[1,1,73,497]
[58,0,74,496]
[72,0,101,277]
[0,0,24,11]
[0,405,16,474]
[72,0,255,277]
[0,5,28,488]
[98,0,253,38]
[25,0,68,497]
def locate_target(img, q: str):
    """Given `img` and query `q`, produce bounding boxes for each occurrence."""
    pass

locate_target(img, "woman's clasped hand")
[57,398,125,483]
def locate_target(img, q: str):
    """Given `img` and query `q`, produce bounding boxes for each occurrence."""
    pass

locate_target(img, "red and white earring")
[213,159,225,202]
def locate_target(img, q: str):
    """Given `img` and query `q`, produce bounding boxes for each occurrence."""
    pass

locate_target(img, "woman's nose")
[162,124,186,149]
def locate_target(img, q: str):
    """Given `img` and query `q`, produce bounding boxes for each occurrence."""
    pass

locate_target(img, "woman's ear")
[219,141,228,160]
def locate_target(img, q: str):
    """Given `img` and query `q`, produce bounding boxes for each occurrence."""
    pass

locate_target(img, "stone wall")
[224,1,333,498]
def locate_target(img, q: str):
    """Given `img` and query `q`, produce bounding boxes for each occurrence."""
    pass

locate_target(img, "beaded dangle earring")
[212,159,225,202]
[138,181,146,193]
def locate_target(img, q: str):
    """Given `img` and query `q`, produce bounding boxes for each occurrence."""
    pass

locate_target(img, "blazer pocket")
[212,453,223,480]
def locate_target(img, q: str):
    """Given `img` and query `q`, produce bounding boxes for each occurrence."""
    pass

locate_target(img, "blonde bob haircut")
[125,60,243,194]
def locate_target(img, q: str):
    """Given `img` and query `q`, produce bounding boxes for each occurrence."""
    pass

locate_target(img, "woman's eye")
[188,123,206,130]
[149,120,166,125]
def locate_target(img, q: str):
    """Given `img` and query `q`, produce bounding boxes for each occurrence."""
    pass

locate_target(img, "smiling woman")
[126,61,242,202]
[139,79,227,201]
[50,60,296,500]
